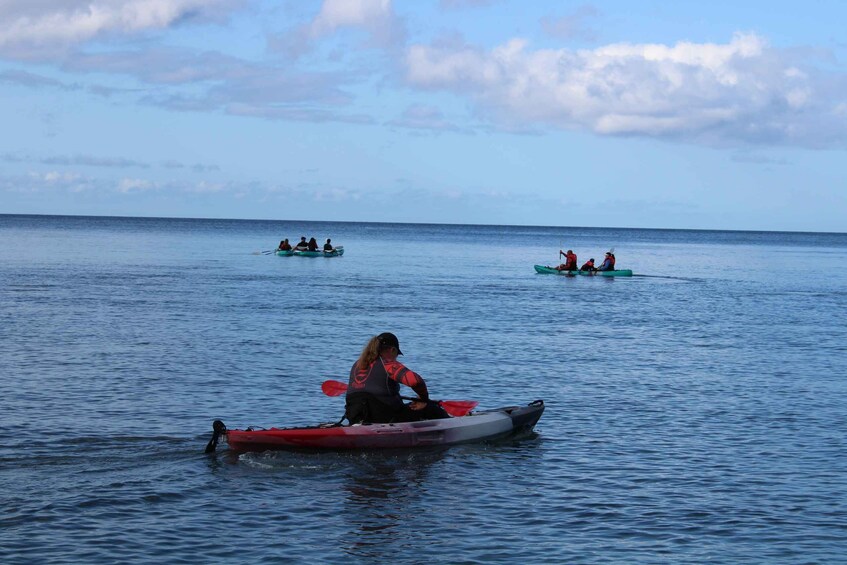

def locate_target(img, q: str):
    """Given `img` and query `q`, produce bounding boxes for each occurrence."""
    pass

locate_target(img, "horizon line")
[1,212,844,237]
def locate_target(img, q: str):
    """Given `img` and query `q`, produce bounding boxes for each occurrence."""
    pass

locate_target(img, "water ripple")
[2,217,846,563]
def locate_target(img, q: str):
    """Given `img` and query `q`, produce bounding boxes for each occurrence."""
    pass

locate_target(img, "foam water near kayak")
[2,214,847,564]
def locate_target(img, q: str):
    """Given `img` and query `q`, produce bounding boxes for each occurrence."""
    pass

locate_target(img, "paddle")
[321,379,478,417]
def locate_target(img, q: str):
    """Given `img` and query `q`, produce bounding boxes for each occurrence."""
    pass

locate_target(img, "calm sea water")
[1,214,846,564]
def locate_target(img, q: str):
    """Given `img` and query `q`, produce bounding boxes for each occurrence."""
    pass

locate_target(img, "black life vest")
[347,358,403,408]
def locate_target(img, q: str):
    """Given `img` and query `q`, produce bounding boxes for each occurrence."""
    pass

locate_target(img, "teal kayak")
[275,250,294,256]
[534,265,632,276]
[294,246,344,257]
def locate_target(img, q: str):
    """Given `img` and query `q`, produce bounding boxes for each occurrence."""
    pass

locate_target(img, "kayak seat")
[344,394,373,425]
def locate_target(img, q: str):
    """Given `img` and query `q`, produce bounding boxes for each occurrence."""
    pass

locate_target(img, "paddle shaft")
[321,379,477,416]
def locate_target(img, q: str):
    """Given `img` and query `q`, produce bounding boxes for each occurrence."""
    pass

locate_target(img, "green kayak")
[275,250,294,256]
[294,246,345,257]
[534,265,632,276]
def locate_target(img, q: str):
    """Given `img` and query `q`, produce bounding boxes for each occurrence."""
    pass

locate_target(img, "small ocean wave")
[632,273,700,282]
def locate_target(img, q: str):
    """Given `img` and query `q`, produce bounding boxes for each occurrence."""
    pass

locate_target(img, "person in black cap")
[596,251,616,271]
[345,332,449,424]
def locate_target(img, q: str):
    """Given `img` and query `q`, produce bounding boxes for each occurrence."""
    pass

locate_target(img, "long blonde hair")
[355,335,382,370]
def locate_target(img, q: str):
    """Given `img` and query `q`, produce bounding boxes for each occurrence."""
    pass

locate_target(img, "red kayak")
[206,401,544,453]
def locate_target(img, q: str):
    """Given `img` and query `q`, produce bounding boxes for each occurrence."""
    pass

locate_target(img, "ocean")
[1,214,846,563]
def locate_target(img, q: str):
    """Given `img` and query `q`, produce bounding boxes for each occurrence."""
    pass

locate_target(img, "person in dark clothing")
[278,239,292,251]
[307,237,319,251]
[294,237,309,250]
[323,238,334,252]
[345,332,449,424]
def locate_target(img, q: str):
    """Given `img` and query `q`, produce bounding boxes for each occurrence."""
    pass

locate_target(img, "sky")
[0,0,846,232]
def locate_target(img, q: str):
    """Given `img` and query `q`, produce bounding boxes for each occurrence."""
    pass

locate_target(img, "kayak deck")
[534,265,632,276]
[221,400,543,452]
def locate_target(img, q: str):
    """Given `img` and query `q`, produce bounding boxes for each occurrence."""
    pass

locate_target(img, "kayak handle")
[205,420,227,454]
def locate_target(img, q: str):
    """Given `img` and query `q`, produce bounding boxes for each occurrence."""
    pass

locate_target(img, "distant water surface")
[1,214,846,563]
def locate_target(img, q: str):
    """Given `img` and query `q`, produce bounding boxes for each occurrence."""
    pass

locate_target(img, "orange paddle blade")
[321,379,348,397]
[439,400,478,417]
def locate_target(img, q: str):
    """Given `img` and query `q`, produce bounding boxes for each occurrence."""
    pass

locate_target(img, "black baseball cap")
[377,332,403,355]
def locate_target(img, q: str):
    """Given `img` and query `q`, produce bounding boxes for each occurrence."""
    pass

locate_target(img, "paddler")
[555,249,578,271]
[579,258,595,272]
[345,332,449,424]
[596,251,616,271]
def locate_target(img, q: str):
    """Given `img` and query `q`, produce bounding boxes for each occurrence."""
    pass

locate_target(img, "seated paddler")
[345,332,449,424]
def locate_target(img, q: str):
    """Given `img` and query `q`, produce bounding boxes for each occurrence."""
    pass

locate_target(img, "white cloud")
[185,180,226,193]
[42,171,81,183]
[311,0,391,34]
[0,0,238,55]
[117,177,156,192]
[18,170,95,192]
[273,0,405,59]
[310,0,402,45]
[405,32,847,147]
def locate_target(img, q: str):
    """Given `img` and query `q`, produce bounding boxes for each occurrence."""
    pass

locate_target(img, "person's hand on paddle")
[409,400,428,410]
[321,380,478,416]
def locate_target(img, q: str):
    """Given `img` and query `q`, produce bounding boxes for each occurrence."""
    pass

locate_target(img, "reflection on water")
[339,449,447,558]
